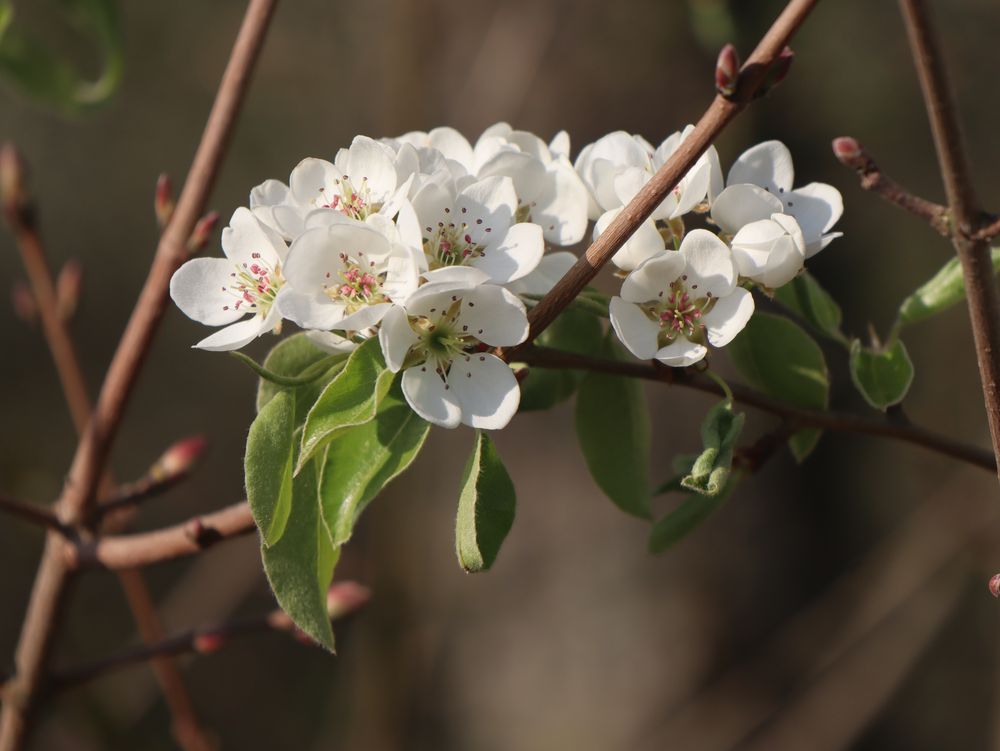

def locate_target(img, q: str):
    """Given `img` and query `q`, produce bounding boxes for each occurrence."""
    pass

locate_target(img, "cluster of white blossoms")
[170,125,842,429]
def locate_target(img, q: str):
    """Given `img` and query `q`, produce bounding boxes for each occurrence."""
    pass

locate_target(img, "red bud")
[188,211,220,254]
[832,136,865,168]
[715,44,740,97]
[326,581,372,619]
[155,174,175,228]
[56,260,84,322]
[192,631,228,654]
[989,573,1000,598]
[153,435,208,482]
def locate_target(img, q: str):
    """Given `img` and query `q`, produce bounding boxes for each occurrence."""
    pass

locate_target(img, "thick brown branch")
[0,493,68,535]
[74,502,257,571]
[504,0,819,355]
[832,136,949,235]
[519,347,996,473]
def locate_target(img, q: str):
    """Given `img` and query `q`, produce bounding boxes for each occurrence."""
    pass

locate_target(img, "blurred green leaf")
[773,272,848,346]
[0,0,124,113]
[649,475,739,554]
[519,306,604,412]
[255,333,349,415]
[728,312,829,462]
[245,390,295,546]
[319,380,429,547]
[897,247,1000,329]
[455,431,516,573]
[575,339,651,518]
[681,399,745,496]
[849,338,914,410]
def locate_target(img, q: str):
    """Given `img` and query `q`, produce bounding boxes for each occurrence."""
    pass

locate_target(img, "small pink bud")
[832,136,864,167]
[56,260,83,322]
[153,435,208,482]
[326,581,372,619]
[714,44,740,97]
[155,174,175,228]
[11,281,37,324]
[188,211,220,254]
[193,631,228,654]
[989,573,1000,598]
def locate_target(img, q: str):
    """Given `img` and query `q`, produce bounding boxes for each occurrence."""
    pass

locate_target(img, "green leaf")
[575,339,651,518]
[254,333,348,414]
[849,338,914,410]
[0,0,124,114]
[519,306,604,412]
[455,431,516,573]
[298,337,392,472]
[648,476,739,554]
[728,312,829,462]
[245,390,295,546]
[319,380,430,546]
[681,400,745,496]
[897,248,1000,329]
[261,456,337,651]
[773,272,848,345]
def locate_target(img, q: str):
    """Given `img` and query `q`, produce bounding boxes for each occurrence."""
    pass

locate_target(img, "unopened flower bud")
[155,174,175,228]
[11,281,37,324]
[757,46,794,98]
[989,573,1000,598]
[326,581,372,619]
[152,435,208,483]
[0,143,28,226]
[192,630,228,654]
[187,211,220,254]
[832,136,864,168]
[56,260,83,322]
[715,44,740,97]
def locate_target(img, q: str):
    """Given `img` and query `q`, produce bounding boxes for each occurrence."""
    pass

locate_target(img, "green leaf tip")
[849,338,914,410]
[455,431,516,573]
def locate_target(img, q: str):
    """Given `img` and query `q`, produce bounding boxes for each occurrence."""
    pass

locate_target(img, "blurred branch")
[75,502,257,571]
[520,346,996,472]
[898,0,1000,490]
[504,0,819,354]
[0,492,68,535]
[831,136,949,235]
[0,2,279,749]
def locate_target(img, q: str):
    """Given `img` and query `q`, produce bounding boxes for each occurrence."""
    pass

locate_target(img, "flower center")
[321,254,387,312]
[223,253,283,316]
[422,205,497,270]
[404,297,483,376]
[318,175,383,221]
[643,279,715,345]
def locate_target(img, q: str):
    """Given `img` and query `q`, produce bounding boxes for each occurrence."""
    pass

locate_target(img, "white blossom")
[730,212,807,289]
[609,229,754,367]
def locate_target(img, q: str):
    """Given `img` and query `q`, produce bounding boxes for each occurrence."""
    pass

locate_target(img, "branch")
[0,493,67,535]
[73,502,257,571]
[0,3,279,749]
[831,136,949,235]
[47,582,371,693]
[519,346,996,473]
[502,0,819,355]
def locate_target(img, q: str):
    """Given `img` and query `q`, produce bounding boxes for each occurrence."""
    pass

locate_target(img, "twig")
[0,493,68,535]
[502,0,819,355]
[898,0,1000,489]
[74,502,257,571]
[0,3,279,749]
[831,136,949,235]
[519,346,996,472]
[48,581,371,693]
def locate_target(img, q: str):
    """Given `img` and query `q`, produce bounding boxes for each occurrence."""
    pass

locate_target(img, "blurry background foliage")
[3,1,1000,750]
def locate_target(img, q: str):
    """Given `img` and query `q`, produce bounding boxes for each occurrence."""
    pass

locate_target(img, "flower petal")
[306,330,357,354]
[428,127,475,172]
[702,287,754,347]
[727,140,794,193]
[402,365,462,428]
[653,338,707,367]
[222,207,287,265]
[785,181,843,252]
[531,162,589,245]
[506,251,576,296]
[342,135,397,199]
[710,184,783,235]
[379,305,419,372]
[421,266,492,287]
[475,222,544,283]
[595,210,666,272]
[336,302,393,332]
[278,289,347,331]
[193,312,272,352]
[609,296,659,360]
[679,229,736,298]
[169,257,246,326]
[477,149,547,204]
[289,157,339,209]
[457,175,517,246]
[450,353,520,430]
[456,285,529,347]
[620,251,685,303]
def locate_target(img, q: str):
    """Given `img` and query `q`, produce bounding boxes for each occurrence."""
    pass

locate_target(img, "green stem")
[229,351,347,387]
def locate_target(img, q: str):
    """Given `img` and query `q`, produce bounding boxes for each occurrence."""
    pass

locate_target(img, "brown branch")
[501,0,819,356]
[47,581,371,693]
[519,346,996,472]
[0,493,68,535]
[831,136,949,235]
[898,0,1000,490]
[73,502,257,571]
[0,3,279,749]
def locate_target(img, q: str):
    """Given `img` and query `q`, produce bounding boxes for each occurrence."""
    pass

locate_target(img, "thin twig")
[502,0,819,355]
[898,0,1000,489]
[73,502,257,571]
[0,3,279,749]
[0,493,68,535]
[519,346,996,472]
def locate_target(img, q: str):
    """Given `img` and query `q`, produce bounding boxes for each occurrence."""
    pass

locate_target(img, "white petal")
[421,266,491,286]
[710,184,783,235]
[193,313,271,352]
[672,160,711,218]
[336,303,392,331]
[169,257,245,326]
[456,285,529,347]
[379,305,419,372]
[549,130,571,159]
[457,176,517,246]
[727,140,794,193]
[506,251,576,296]
[620,251,685,303]
[303,208,357,230]
[402,365,462,428]
[679,229,736,298]
[474,222,544,283]
[222,207,287,265]
[786,181,843,243]
[595,209,666,272]
[278,290,346,331]
[306,330,357,354]
[609,296,659,360]
[343,135,397,199]
[428,127,475,172]
[807,231,843,258]
[702,288,754,347]
[394,198,424,251]
[289,157,339,209]
[450,354,520,430]
[412,180,455,234]
[654,338,707,367]
[477,149,547,204]
[706,146,725,204]
[531,162,589,245]
[249,179,289,209]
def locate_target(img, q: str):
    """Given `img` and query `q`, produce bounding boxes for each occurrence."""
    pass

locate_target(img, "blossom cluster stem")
[0,2,278,749]
[898,0,1000,490]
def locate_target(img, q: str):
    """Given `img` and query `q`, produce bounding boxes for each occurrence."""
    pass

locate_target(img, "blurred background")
[2,0,1000,748]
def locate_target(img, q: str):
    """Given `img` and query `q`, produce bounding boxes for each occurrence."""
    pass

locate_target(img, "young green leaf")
[298,337,392,472]
[575,340,652,518]
[897,247,1000,329]
[455,431,516,573]
[319,381,430,546]
[519,306,605,412]
[261,456,338,651]
[849,338,914,410]
[728,312,829,462]
[681,399,745,496]
[649,476,740,554]
[773,272,848,345]
[256,333,349,414]
[245,390,295,546]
